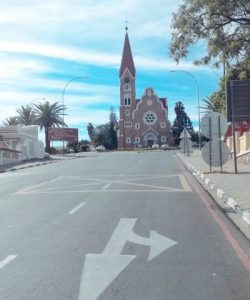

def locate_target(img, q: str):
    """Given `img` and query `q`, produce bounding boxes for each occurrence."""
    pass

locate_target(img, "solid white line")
[68,202,86,215]
[102,183,111,190]
[179,175,192,192]
[0,255,17,270]
[24,189,190,194]
[14,179,59,195]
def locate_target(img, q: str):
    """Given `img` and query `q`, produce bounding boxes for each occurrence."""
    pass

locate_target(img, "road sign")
[226,79,250,122]
[78,218,178,300]
[200,112,228,139]
[179,139,193,154]
[202,140,230,167]
[48,128,78,142]
[179,128,193,155]
[180,128,191,139]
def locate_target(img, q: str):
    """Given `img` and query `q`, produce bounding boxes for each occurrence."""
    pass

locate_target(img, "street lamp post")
[170,70,201,150]
[61,76,88,153]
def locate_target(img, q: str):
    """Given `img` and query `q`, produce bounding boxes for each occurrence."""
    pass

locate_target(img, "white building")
[0,125,44,166]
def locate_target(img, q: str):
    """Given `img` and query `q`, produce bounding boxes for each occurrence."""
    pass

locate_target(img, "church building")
[117,28,173,149]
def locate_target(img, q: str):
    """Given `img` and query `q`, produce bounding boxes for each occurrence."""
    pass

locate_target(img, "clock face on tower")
[123,83,131,91]
[124,77,130,83]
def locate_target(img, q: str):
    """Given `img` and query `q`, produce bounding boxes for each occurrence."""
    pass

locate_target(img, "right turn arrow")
[78,218,178,300]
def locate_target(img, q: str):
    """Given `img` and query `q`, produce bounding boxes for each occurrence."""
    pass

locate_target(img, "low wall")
[227,132,250,161]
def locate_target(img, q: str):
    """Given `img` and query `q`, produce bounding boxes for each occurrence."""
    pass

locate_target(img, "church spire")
[119,28,136,78]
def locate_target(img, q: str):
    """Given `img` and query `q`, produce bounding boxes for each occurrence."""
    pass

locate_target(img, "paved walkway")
[174,149,250,239]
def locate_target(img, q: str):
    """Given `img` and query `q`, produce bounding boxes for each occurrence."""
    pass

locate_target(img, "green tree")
[16,104,35,125]
[169,0,250,68]
[172,101,194,144]
[87,122,95,142]
[78,139,90,152]
[87,107,118,150]
[33,101,66,153]
[94,123,111,148]
[108,106,118,150]
[208,58,250,116]
[3,116,20,126]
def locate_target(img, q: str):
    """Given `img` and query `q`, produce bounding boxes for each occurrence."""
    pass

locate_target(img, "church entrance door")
[147,140,154,148]
[143,132,157,148]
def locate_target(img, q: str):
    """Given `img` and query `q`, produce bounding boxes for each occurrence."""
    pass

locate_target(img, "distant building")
[117,28,172,149]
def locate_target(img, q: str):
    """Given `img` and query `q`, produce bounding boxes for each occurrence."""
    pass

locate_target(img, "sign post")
[200,112,229,172]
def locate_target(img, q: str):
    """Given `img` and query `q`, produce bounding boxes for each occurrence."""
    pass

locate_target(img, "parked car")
[44,152,50,158]
[95,145,106,152]
[152,144,159,149]
[161,144,169,150]
[192,142,199,148]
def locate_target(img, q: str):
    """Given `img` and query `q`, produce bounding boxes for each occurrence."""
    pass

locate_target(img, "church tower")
[117,28,173,150]
[118,27,136,149]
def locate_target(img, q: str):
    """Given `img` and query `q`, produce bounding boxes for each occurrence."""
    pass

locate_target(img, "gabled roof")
[119,32,136,78]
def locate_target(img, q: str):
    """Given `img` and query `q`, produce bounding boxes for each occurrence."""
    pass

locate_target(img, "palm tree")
[16,105,35,125]
[33,101,67,153]
[3,116,20,126]
[200,97,217,115]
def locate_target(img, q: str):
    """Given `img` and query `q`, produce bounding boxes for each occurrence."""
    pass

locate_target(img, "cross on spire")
[119,24,135,78]
[125,19,128,31]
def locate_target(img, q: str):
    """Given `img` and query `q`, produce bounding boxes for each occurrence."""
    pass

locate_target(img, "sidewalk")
[174,149,250,239]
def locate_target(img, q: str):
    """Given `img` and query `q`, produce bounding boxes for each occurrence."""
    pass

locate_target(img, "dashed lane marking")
[102,183,111,190]
[68,202,86,215]
[0,255,17,270]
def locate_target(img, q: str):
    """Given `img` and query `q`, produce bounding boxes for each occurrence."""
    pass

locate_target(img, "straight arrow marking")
[78,254,135,300]
[78,219,178,300]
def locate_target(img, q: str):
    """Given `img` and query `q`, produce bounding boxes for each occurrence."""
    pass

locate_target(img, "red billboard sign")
[48,128,78,142]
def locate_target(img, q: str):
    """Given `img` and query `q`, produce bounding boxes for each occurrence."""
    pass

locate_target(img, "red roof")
[119,32,136,78]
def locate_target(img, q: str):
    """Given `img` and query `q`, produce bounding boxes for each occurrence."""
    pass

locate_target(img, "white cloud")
[66,109,111,126]
[0,41,207,72]
[0,0,218,134]
[0,54,50,79]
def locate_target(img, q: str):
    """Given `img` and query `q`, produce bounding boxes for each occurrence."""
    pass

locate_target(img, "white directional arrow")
[78,218,178,300]
[147,230,178,261]
[78,254,135,300]
[103,218,177,261]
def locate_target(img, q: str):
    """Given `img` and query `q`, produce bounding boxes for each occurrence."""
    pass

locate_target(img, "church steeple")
[119,29,136,78]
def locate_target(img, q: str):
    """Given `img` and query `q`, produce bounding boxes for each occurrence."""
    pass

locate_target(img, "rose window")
[144,111,157,124]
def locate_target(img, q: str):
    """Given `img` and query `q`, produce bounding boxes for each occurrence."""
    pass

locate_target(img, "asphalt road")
[0,151,249,300]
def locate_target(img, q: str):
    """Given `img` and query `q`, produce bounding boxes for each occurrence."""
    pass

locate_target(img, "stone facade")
[117,30,172,149]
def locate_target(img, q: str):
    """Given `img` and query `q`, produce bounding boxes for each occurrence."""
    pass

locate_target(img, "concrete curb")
[0,160,57,173]
[0,156,83,174]
[173,152,250,228]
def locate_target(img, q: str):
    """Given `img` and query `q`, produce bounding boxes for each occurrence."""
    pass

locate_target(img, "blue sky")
[0,0,222,142]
